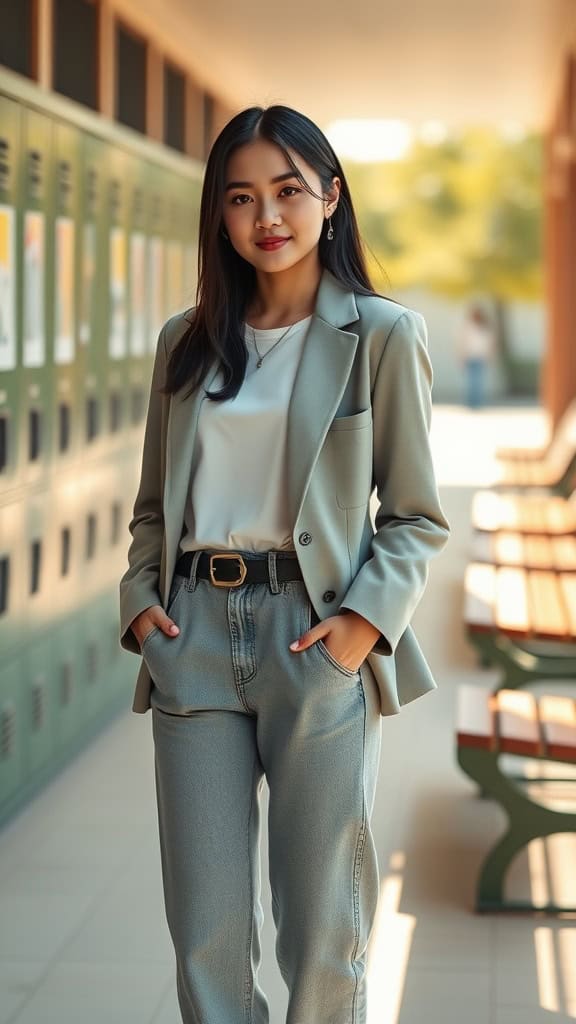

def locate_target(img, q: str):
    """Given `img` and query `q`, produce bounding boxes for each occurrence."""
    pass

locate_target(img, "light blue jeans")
[144,548,383,1024]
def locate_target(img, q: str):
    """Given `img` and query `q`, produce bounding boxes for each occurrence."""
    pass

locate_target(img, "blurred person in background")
[457,300,496,408]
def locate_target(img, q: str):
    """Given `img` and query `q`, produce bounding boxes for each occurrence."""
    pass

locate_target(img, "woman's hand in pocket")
[289,608,380,672]
[130,605,180,651]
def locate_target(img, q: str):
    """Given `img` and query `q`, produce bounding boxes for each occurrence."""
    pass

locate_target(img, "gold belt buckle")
[209,553,248,587]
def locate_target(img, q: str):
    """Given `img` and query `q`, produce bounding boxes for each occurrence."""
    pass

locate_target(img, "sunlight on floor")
[367,850,416,1024]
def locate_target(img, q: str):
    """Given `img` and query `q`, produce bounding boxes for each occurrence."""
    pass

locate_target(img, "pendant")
[256,359,263,368]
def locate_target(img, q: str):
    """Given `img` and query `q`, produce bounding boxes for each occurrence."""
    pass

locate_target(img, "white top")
[178,314,314,555]
[458,319,495,359]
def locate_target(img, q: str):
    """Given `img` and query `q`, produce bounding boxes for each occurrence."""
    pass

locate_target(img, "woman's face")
[221,138,339,273]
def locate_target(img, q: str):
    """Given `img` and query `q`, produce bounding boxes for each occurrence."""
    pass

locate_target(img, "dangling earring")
[221,227,229,241]
[327,215,334,241]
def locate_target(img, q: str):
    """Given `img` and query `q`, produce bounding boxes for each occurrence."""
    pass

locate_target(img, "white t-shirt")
[178,314,313,554]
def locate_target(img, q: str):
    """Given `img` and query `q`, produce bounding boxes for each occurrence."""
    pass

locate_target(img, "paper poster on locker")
[54,216,75,364]
[147,236,164,353]
[166,240,184,318]
[109,226,127,359]
[0,204,16,371]
[79,222,95,345]
[129,231,147,356]
[23,210,45,367]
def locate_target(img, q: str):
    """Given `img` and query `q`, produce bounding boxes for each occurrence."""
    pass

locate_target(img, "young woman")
[119,104,450,1024]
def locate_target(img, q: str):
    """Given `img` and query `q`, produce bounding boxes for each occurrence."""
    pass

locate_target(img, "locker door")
[126,150,148,444]
[20,105,54,484]
[0,93,21,491]
[79,132,107,453]
[105,145,130,452]
[51,118,82,463]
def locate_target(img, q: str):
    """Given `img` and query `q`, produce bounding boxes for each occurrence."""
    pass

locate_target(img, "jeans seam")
[350,682,367,1023]
[244,750,258,1024]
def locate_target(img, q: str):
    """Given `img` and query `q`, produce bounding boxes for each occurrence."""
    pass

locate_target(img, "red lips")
[256,236,291,250]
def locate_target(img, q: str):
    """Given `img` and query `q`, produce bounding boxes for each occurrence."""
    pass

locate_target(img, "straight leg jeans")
[142,549,383,1024]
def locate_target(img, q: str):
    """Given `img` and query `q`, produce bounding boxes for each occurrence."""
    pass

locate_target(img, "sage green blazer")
[119,266,450,716]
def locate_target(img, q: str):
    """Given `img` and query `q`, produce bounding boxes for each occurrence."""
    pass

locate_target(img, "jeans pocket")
[314,637,359,678]
[141,575,187,656]
[307,599,359,679]
[141,625,160,650]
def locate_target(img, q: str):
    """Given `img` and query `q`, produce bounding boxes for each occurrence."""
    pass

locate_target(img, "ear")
[324,176,341,213]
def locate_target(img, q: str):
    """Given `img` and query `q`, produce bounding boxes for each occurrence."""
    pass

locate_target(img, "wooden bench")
[471,531,576,570]
[464,561,576,685]
[496,397,576,464]
[493,398,576,493]
[472,489,576,535]
[457,683,576,912]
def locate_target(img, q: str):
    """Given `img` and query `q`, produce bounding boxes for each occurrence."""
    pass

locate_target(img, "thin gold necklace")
[249,321,299,369]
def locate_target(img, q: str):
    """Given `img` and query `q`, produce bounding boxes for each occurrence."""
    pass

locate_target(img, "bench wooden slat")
[524,535,554,568]
[547,497,576,533]
[500,463,558,488]
[550,536,576,570]
[497,445,547,462]
[457,685,576,764]
[456,685,495,750]
[558,573,576,635]
[528,571,569,639]
[522,499,548,531]
[473,492,576,535]
[494,532,525,566]
[539,695,576,762]
[464,563,496,630]
[495,689,542,757]
[495,567,530,635]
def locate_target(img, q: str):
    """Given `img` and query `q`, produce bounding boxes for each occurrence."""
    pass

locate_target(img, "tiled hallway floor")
[1,403,576,1023]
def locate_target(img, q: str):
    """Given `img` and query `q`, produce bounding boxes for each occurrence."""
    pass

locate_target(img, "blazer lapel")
[285,274,360,523]
[162,267,360,595]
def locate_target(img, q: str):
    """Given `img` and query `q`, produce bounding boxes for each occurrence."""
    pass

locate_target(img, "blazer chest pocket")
[326,407,373,509]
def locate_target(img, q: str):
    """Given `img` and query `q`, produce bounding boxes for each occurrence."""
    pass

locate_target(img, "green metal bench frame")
[457,742,576,914]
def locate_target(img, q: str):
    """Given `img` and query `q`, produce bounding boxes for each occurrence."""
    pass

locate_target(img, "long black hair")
[160,104,385,402]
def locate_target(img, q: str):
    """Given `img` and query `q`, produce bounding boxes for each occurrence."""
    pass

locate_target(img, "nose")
[255,198,282,230]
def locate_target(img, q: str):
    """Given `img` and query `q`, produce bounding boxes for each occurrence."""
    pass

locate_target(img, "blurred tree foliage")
[344,127,543,301]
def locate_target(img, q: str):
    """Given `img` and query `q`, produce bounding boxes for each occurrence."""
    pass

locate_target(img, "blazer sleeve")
[338,309,450,656]
[118,323,169,654]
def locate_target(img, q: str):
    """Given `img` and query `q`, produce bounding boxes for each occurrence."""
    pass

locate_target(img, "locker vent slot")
[28,149,42,200]
[0,137,10,191]
[131,387,144,423]
[0,703,16,761]
[30,539,41,594]
[31,678,46,731]
[61,661,73,706]
[61,526,71,576]
[86,641,98,681]
[0,555,9,614]
[111,501,121,545]
[58,159,72,207]
[0,414,8,472]
[109,391,122,432]
[58,402,70,451]
[86,395,99,440]
[29,408,41,460]
[86,512,96,559]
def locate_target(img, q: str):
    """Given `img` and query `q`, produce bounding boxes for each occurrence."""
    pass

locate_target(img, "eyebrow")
[224,171,299,192]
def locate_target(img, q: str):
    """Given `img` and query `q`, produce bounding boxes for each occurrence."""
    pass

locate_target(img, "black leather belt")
[175,550,304,587]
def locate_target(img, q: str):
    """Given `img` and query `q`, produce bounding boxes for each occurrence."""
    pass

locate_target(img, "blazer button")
[298,531,312,545]
[322,590,336,603]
